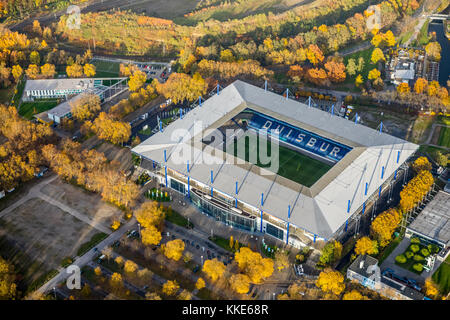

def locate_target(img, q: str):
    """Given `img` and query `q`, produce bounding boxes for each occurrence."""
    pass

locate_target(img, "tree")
[83,64,96,77]
[324,60,346,83]
[355,74,363,87]
[397,83,410,94]
[202,258,226,282]
[424,278,439,299]
[11,65,23,82]
[316,268,345,295]
[433,151,448,167]
[370,208,402,247]
[135,202,166,229]
[70,94,101,121]
[40,64,56,78]
[162,280,179,296]
[196,277,206,290]
[287,65,303,82]
[411,156,432,173]
[124,260,138,274]
[318,241,342,266]
[66,64,83,78]
[220,49,235,62]
[414,78,428,94]
[109,272,123,289]
[128,70,147,92]
[229,273,251,294]
[91,112,131,144]
[306,44,324,65]
[29,51,40,65]
[94,266,102,276]
[425,42,441,61]
[80,283,91,297]
[162,239,185,261]
[146,292,162,300]
[368,68,381,81]
[342,290,365,300]
[141,225,162,246]
[32,20,42,35]
[305,68,328,86]
[354,237,378,255]
[155,72,207,104]
[346,58,357,76]
[177,289,192,300]
[229,236,234,250]
[371,48,385,64]
[234,247,274,284]
[0,257,17,299]
[25,64,40,79]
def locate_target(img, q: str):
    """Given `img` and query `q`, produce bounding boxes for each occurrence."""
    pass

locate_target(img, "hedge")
[411,237,421,244]
[405,251,414,259]
[413,263,423,272]
[410,244,420,253]
[421,248,430,257]
[413,254,424,262]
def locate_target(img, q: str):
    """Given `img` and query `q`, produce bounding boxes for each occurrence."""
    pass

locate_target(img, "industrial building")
[132,80,418,248]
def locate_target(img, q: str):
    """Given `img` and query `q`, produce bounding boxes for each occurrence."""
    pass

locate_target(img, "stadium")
[132,80,419,248]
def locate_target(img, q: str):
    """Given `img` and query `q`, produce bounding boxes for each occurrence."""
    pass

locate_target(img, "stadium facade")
[132,80,418,248]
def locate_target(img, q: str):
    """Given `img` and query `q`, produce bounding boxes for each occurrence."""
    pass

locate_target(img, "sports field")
[438,126,450,148]
[228,133,332,187]
[90,58,121,77]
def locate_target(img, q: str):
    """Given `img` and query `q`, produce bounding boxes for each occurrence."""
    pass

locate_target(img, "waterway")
[428,18,449,86]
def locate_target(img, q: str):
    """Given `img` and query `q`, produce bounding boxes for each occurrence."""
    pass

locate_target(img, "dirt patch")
[40,178,123,228]
[95,142,133,172]
[0,198,98,287]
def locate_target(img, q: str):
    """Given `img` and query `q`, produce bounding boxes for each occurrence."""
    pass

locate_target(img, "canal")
[428,14,449,86]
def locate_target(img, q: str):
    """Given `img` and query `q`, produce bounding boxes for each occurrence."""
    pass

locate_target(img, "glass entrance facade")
[266,223,284,240]
[190,190,256,232]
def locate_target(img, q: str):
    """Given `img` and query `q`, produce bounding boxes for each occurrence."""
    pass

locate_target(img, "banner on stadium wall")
[248,112,352,162]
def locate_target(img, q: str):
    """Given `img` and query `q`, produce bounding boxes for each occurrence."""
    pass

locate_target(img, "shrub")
[410,237,421,244]
[395,254,407,264]
[410,244,420,253]
[413,254,424,262]
[421,248,430,257]
[413,263,423,272]
[405,251,414,259]
[428,244,440,254]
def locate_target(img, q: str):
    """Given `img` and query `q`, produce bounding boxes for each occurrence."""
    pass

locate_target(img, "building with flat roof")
[132,80,418,248]
[347,255,425,300]
[406,190,450,250]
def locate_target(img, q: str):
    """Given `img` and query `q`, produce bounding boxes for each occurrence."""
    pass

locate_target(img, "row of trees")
[42,139,139,208]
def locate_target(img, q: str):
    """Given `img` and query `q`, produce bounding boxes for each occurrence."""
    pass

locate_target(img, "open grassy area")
[90,59,121,78]
[229,133,332,187]
[343,46,376,86]
[18,100,59,119]
[209,235,243,253]
[165,208,194,228]
[438,126,450,148]
[376,234,403,265]
[432,256,450,295]
[415,19,431,46]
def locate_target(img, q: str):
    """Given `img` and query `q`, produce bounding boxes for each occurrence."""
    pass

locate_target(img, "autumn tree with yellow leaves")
[162,239,185,261]
[411,157,432,173]
[162,280,180,296]
[66,64,83,78]
[399,170,434,214]
[316,268,345,295]
[128,70,147,92]
[202,258,226,282]
[0,257,17,299]
[234,247,274,284]
[196,277,206,290]
[70,94,101,121]
[141,225,162,246]
[87,112,131,145]
[155,72,207,104]
[424,278,439,299]
[370,208,402,247]
[342,290,368,300]
[229,274,251,294]
[354,237,378,255]
[135,201,165,229]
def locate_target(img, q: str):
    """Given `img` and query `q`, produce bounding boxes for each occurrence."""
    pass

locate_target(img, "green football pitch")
[90,59,120,77]
[228,134,332,187]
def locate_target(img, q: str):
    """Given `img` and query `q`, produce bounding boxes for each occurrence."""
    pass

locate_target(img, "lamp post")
[138,223,141,239]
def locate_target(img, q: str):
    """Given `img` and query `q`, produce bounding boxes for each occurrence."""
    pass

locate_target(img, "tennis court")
[228,133,332,187]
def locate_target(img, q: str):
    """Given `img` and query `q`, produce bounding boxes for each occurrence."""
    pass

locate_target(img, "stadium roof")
[133,80,418,239]
[406,190,450,247]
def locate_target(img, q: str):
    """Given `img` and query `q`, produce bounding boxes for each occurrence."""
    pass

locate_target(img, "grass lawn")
[77,233,108,257]
[18,100,59,119]
[229,133,332,187]
[415,19,431,46]
[437,126,450,148]
[343,47,376,86]
[139,127,152,135]
[165,209,194,228]
[90,59,121,78]
[377,234,403,265]
[209,235,243,253]
[432,255,450,295]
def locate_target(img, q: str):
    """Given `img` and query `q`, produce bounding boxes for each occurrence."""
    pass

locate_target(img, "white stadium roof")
[133,80,418,239]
